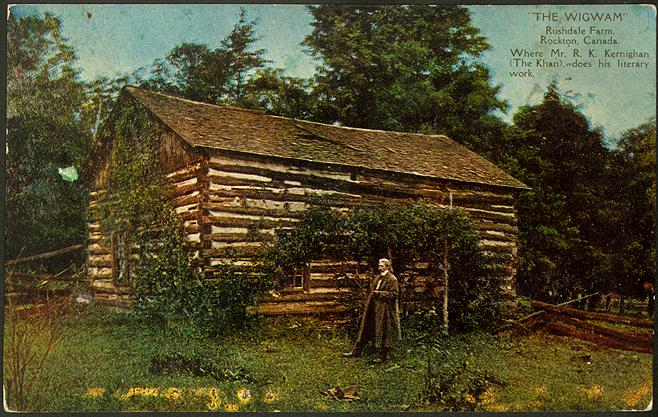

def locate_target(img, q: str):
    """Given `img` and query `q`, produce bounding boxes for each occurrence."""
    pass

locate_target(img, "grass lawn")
[4,304,653,412]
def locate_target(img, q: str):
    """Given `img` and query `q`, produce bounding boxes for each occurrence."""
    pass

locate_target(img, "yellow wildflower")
[622,385,652,408]
[194,387,222,410]
[85,387,105,398]
[479,388,495,405]
[163,387,182,400]
[120,387,160,400]
[121,388,137,400]
[142,388,159,397]
[225,403,239,412]
[236,387,251,404]
[463,392,476,404]
[485,403,510,412]
[583,384,603,400]
[263,389,279,404]
[208,387,221,403]
[208,397,222,411]
[534,386,548,396]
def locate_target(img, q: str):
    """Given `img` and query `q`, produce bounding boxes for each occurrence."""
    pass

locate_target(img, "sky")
[8,3,656,142]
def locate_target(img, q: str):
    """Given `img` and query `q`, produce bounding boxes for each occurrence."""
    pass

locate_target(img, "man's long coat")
[353,270,401,350]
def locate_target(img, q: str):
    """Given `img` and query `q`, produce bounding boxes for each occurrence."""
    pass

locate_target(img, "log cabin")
[85,86,529,315]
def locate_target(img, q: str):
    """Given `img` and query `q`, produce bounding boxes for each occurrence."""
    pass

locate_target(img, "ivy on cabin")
[261,207,349,288]
[130,209,267,334]
[262,203,507,332]
[96,100,168,236]
[96,101,265,334]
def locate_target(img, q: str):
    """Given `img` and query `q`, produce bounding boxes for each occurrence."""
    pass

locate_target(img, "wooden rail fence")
[531,300,654,354]
[5,272,80,305]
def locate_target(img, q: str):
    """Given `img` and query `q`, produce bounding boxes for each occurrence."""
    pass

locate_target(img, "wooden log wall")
[87,148,520,310]
[202,152,520,299]
[86,189,132,306]
[86,161,206,306]
[168,161,205,272]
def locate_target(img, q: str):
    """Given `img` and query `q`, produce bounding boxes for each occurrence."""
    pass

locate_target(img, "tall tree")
[303,5,507,156]
[503,82,612,301]
[241,68,315,119]
[136,8,268,106]
[164,43,238,103]
[6,13,92,263]
[221,8,267,104]
[605,120,656,298]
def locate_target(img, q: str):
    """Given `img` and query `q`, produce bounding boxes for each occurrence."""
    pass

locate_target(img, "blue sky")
[9,4,656,141]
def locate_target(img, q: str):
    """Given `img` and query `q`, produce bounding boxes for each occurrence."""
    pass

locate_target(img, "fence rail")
[5,272,82,306]
[531,300,653,353]
[5,244,83,266]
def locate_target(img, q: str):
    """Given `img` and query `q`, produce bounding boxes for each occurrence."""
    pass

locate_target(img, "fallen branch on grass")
[546,312,652,346]
[321,385,361,401]
[526,300,654,353]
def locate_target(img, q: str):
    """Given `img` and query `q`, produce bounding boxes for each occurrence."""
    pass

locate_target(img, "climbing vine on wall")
[96,99,169,236]
[262,202,506,332]
[95,97,265,334]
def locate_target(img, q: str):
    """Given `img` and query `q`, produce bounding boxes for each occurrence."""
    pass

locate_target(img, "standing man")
[343,258,401,363]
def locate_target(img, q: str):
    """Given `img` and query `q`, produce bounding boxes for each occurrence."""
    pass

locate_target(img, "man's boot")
[342,346,362,358]
[371,348,388,364]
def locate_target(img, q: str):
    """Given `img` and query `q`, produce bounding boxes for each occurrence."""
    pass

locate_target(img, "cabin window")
[290,268,304,288]
[287,266,310,290]
[112,232,130,286]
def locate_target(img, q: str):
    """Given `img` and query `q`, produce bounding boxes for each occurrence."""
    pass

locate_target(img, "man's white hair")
[379,258,392,268]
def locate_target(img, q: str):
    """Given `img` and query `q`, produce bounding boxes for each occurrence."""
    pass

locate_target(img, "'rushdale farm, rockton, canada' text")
[508,10,651,77]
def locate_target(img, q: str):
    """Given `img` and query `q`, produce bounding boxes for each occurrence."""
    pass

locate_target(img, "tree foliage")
[303,5,508,156]
[6,13,92,263]
[604,120,656,298]
[131,8,311,118]
[503,82,621,302]
[239,68,316,119]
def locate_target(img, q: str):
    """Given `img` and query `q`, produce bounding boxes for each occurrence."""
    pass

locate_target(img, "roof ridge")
[126,86,450,140]
[125,86,267,115]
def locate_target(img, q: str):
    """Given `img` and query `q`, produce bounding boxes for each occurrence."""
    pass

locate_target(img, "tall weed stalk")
[3,270,70,411]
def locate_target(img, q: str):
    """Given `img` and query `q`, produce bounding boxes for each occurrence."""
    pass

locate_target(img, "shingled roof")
[126,87,528,190]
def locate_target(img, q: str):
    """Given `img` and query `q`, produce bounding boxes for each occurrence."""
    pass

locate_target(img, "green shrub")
[261,207,348,289]
[97,100,268,335]
[420,357,501,411]
[129,209,268,335]
[262,203,506,332]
